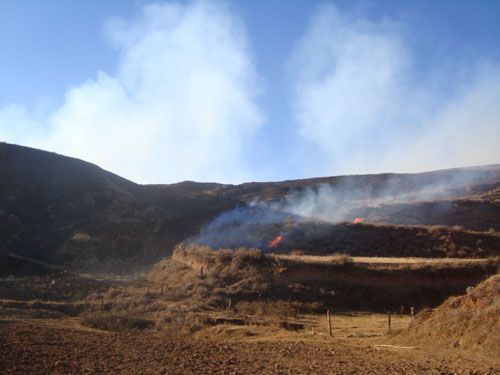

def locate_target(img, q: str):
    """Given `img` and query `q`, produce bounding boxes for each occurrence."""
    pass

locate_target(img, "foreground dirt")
[1,322,498,375]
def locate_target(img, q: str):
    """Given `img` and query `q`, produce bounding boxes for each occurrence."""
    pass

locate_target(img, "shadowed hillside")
[346,182,500,231]
[193,220,500,258]
[0,143,240,272]
[1,142,500,273]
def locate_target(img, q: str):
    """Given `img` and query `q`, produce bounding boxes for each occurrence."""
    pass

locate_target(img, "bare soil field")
[1,316,499,375]
[2,250,499,374]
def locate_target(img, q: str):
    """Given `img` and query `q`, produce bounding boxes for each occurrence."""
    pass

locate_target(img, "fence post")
[160,282,164,296]
[410,306,414,320]
[327,310,332,337]
[388,311,392,331]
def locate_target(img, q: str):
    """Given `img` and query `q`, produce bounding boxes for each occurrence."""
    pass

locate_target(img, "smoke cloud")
[0,1,263,184]
[192,165,500,249]
[289,4,500,177]
[1,2,498,184]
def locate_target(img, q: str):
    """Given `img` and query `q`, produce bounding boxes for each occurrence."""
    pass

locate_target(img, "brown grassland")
[1,245,500,374]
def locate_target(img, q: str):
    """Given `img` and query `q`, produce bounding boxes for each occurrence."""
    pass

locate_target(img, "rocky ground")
[1,321,498,375]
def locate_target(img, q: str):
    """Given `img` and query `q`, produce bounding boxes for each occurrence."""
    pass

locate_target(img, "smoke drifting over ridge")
[191,166,500,250]
[289,4,500,178]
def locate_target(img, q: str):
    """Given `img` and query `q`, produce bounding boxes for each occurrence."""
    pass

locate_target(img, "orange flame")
[268,235,282,248]
[353,217,364,224]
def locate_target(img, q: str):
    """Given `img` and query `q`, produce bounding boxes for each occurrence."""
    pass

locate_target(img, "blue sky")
[1,0,499,184]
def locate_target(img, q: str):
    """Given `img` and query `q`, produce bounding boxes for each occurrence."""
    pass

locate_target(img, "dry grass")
[27,245,488,350]
[3,245,500,367]
[276,254,498,267]
[395,272,500,357]
[81,312,155,332]
[214,220,500,258]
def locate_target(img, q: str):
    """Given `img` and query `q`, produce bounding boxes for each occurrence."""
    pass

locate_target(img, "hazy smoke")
[192,166,499,249]
[289,3,500,178]
[1,2,499,184]
[0,1,263,184]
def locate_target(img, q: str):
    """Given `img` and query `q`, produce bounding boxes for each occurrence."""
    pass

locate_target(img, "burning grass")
[195,219,500,258]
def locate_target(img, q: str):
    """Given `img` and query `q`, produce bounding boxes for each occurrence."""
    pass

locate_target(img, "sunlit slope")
[397,272,500,356]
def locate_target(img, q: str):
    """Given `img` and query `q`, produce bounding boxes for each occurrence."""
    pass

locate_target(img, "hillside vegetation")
[2,141,500,273]
[396,272,500,356]
[143,245,500,314]
[196,220,500,258]
[348,182,500,231]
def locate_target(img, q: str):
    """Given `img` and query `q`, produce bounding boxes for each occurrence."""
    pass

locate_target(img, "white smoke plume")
[0,1,263,184]
[192,164,500,249]
[289,4,500,178]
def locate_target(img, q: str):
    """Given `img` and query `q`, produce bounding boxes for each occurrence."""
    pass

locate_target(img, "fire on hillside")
[268,235,282,248]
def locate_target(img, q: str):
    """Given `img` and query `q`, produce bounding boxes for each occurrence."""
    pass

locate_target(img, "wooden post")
[311,326,315,335]
[228,298,232,311]
[410,306,414,320]
[388,311,392,331]
[400,305,404,315]
[327,310,332,337]
[160,282,164,296]
[200,266,203,276]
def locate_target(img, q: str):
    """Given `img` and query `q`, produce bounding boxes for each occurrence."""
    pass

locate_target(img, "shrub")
[331,253,353,266]
[81,312,155,332]
[290,249,304,256]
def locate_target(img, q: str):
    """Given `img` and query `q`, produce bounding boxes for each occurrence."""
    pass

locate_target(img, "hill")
[193,220,500,258]
[0,142,239,272]
[395,271,500,357]
[1,141,500,273]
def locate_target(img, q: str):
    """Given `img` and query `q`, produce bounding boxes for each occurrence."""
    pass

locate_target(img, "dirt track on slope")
[276,254,494,265]
[1,322,498,375]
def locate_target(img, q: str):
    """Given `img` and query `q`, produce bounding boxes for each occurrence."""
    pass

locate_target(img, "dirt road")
[1,322,498,375]
[276,254,494,265]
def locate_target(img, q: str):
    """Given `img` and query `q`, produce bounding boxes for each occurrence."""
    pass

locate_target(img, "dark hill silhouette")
[1,142,500,274]
[0,142,240,272]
